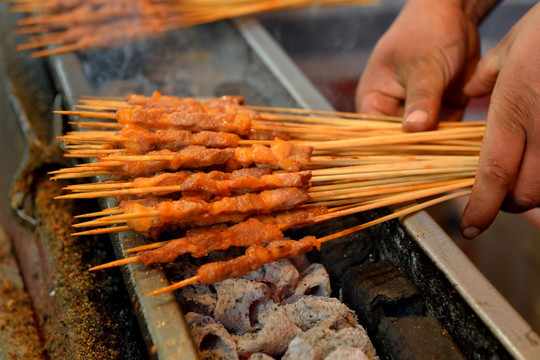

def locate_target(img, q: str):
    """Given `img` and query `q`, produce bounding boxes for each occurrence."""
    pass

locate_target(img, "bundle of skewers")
[50,91,483,295]
[11,0,375,58]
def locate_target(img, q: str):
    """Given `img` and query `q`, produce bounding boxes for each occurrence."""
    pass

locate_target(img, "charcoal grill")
[1,3,539,359]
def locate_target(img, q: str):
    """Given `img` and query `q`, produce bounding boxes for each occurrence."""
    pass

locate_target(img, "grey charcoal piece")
[214,278,271,334]
[324,346,370,360]
[185,312,238,360]
[248,353,276,360]
[177,283,217,317]
[283,314,377,360]
[241,259,300,301]
[248,299,277,330]
[294,263,332,297]
[376,316,465,360]
[281,337,317,360]
[287,254,312,273]
[170,259,217,316]
[282,295,358,331]
[234,303,302,357]
[341,260,424,334]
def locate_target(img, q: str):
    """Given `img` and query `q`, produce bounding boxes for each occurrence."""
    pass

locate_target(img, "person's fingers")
[358,91,404,117]
[463,46,501,98]
[459,60,536,239]
[502,128,540,213]
[402,59,446,132]
[460,116,525,239]
[460,3,540,238]
[357,0,480,132]
[356,52,407,116]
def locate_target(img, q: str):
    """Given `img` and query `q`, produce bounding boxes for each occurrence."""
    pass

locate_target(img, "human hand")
[460,3,540,238]
[355,0,481,131]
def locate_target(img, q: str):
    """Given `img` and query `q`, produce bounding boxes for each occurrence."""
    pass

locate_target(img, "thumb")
[463,48,501,97]
[402,63,446,132]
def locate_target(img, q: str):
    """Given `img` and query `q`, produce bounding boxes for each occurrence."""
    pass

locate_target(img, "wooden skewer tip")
[148,276,200,296]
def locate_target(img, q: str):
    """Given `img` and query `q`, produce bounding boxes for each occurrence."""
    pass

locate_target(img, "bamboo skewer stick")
[89,256,139,271]
[74,207,122,218]
[56,108,486,133]
[316,189,473,242]
[312,128,485,150]
[309,178,473,202]
[71,225,131,236]
[246,104,403,122]
[55,110,117,119]
[312,167,477,183]
[124,239,173,254]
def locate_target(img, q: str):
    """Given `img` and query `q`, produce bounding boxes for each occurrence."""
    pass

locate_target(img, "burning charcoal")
[282,295,358,331]
[241,259,300,301]
[185,312,238,360]
[325,346,370,360]
[248,299,276,331]
[248,353,275,360]
[282,314,377,360]
[312,313,353,331]
[341,260,424,334]
[167,259,217,316]
[214,278,271,334]
[235,303,302,357]
[281,337,316,360]
[294,263,331,297]
[177,283,217,317]
[376,316,465,360]
[288,254,312,273]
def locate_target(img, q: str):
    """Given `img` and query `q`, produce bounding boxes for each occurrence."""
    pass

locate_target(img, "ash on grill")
[167,254,378,360]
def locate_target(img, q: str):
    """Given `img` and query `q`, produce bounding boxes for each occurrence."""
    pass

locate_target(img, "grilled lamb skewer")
[50,139,314,179]
[58,169,311,199]
[62,124,242,153]
[74,187,311,238]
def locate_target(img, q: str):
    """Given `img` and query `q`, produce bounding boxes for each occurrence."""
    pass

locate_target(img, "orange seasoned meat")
[125,92,246,114]
[138,217,284,265]
[196,236,320,285]
[226,138,313,172]
[116,108,252,135]
[130,168,269,189]
[119,187,311,235]
[112,147,235,178]
[120,124,240,153]
[103,139,312,179]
